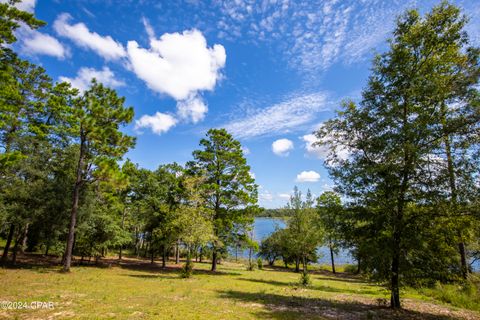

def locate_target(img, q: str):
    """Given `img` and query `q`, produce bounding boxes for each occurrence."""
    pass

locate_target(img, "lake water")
[237,217,354,265]
[241,218,479,271]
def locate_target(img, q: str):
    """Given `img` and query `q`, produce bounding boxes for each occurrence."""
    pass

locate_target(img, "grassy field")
[1,254,479,320]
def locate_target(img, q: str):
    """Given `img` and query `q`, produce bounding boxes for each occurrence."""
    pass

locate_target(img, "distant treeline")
[257,208,293,218]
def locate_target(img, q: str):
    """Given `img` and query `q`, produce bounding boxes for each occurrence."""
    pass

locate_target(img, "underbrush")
[418,274,480,311]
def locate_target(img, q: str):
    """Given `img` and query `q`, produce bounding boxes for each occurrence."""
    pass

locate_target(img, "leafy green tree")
[259,229,284,266]
[316,191,343,274]
[62,80,135,272]
[175,176,214,277]
[285,187,323,273]
[188,128,257,271]
[315,2,479,308]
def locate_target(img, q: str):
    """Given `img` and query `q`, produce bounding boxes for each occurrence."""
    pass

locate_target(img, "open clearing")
[0,255,479,320]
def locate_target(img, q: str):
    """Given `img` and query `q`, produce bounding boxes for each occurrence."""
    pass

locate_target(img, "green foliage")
[180,259,194,278]
[188,128,258,269]
[315,1,480,308]
[257,257,263,270]
[299,270,311,287]
[0,0,45,47]
[419,277,480,311]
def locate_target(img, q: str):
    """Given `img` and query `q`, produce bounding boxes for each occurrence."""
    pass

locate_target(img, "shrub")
[257,258,263,270]
[343,264,358,274]
[299,271,311,287]
[418,276,480,311]
[180,260,194,278]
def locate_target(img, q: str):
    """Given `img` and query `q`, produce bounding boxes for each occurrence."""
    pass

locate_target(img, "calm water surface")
[240,217,354,265]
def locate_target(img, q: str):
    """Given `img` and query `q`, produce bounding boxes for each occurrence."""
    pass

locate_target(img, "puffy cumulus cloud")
[127,25,225,128]
[296,170,320,182]
[126,28,225,100]
[135,112,177,135]
[176,96,208,123]
[224,93,329,139]
[272,138,293,157]
[59,66,125,92]
[302,134,329,159]
[53,13,126,61]
[19,29,68,59]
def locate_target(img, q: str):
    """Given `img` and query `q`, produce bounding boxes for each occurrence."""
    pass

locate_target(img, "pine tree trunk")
[211,248,217,271]
[162,246,166,268]
[390,252,401,308]
[1,224,15,264]
[175,240,180,264]
[63,133,86,272]
[329,242,336,274]
[21,223,28,253]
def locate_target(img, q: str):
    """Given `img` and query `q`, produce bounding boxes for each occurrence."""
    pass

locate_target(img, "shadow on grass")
[218,290,465,320]
[238,278,381,296]
[117,259,241,276]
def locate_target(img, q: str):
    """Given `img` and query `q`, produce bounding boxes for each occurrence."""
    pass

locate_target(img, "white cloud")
[10,0,36,13]
[259,190,273,201]
[126,26,225,125]
[135,112,177,135]
[302,134,329,159]
[176,96,208,123]
[126,28,225,100]
[249,171,256,179]
[278,193,291,200]
[59,66,125,92]
[224,92,329,139]
[53,13,126,61]
[296,170,320,183]
[19,29,68,59]
[242,146,250,155]
[272,138,293,157]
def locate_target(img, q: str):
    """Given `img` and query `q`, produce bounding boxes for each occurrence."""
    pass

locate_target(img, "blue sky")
[11,0,480,208]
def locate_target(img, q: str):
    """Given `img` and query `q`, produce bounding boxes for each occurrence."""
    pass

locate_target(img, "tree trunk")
[1,224,15,264]
[390,252,401,308]
[151,249,155,264]
[329,242,336,274]
[302,255,307,273]
[356,255,361,274]
[458,241,467,278]
[63,134,86,272]
[199,246,203,263]
[175,240,180,264]
[295,256,300,272]
[20,223,28,253]
[211,247,217,271]
[162,246,166,268]
[442,111,468,279]
[119,208,126,260]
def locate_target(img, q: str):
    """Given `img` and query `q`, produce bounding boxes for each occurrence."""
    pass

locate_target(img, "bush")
[299,271,311,287]
[257,257,263,270]
[343,264,358,274]
[180,260,194,278]
[418,276,480,311]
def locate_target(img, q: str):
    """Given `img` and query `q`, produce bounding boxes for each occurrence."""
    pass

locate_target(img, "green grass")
[0,256,479,319]
[417,278,480,312]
